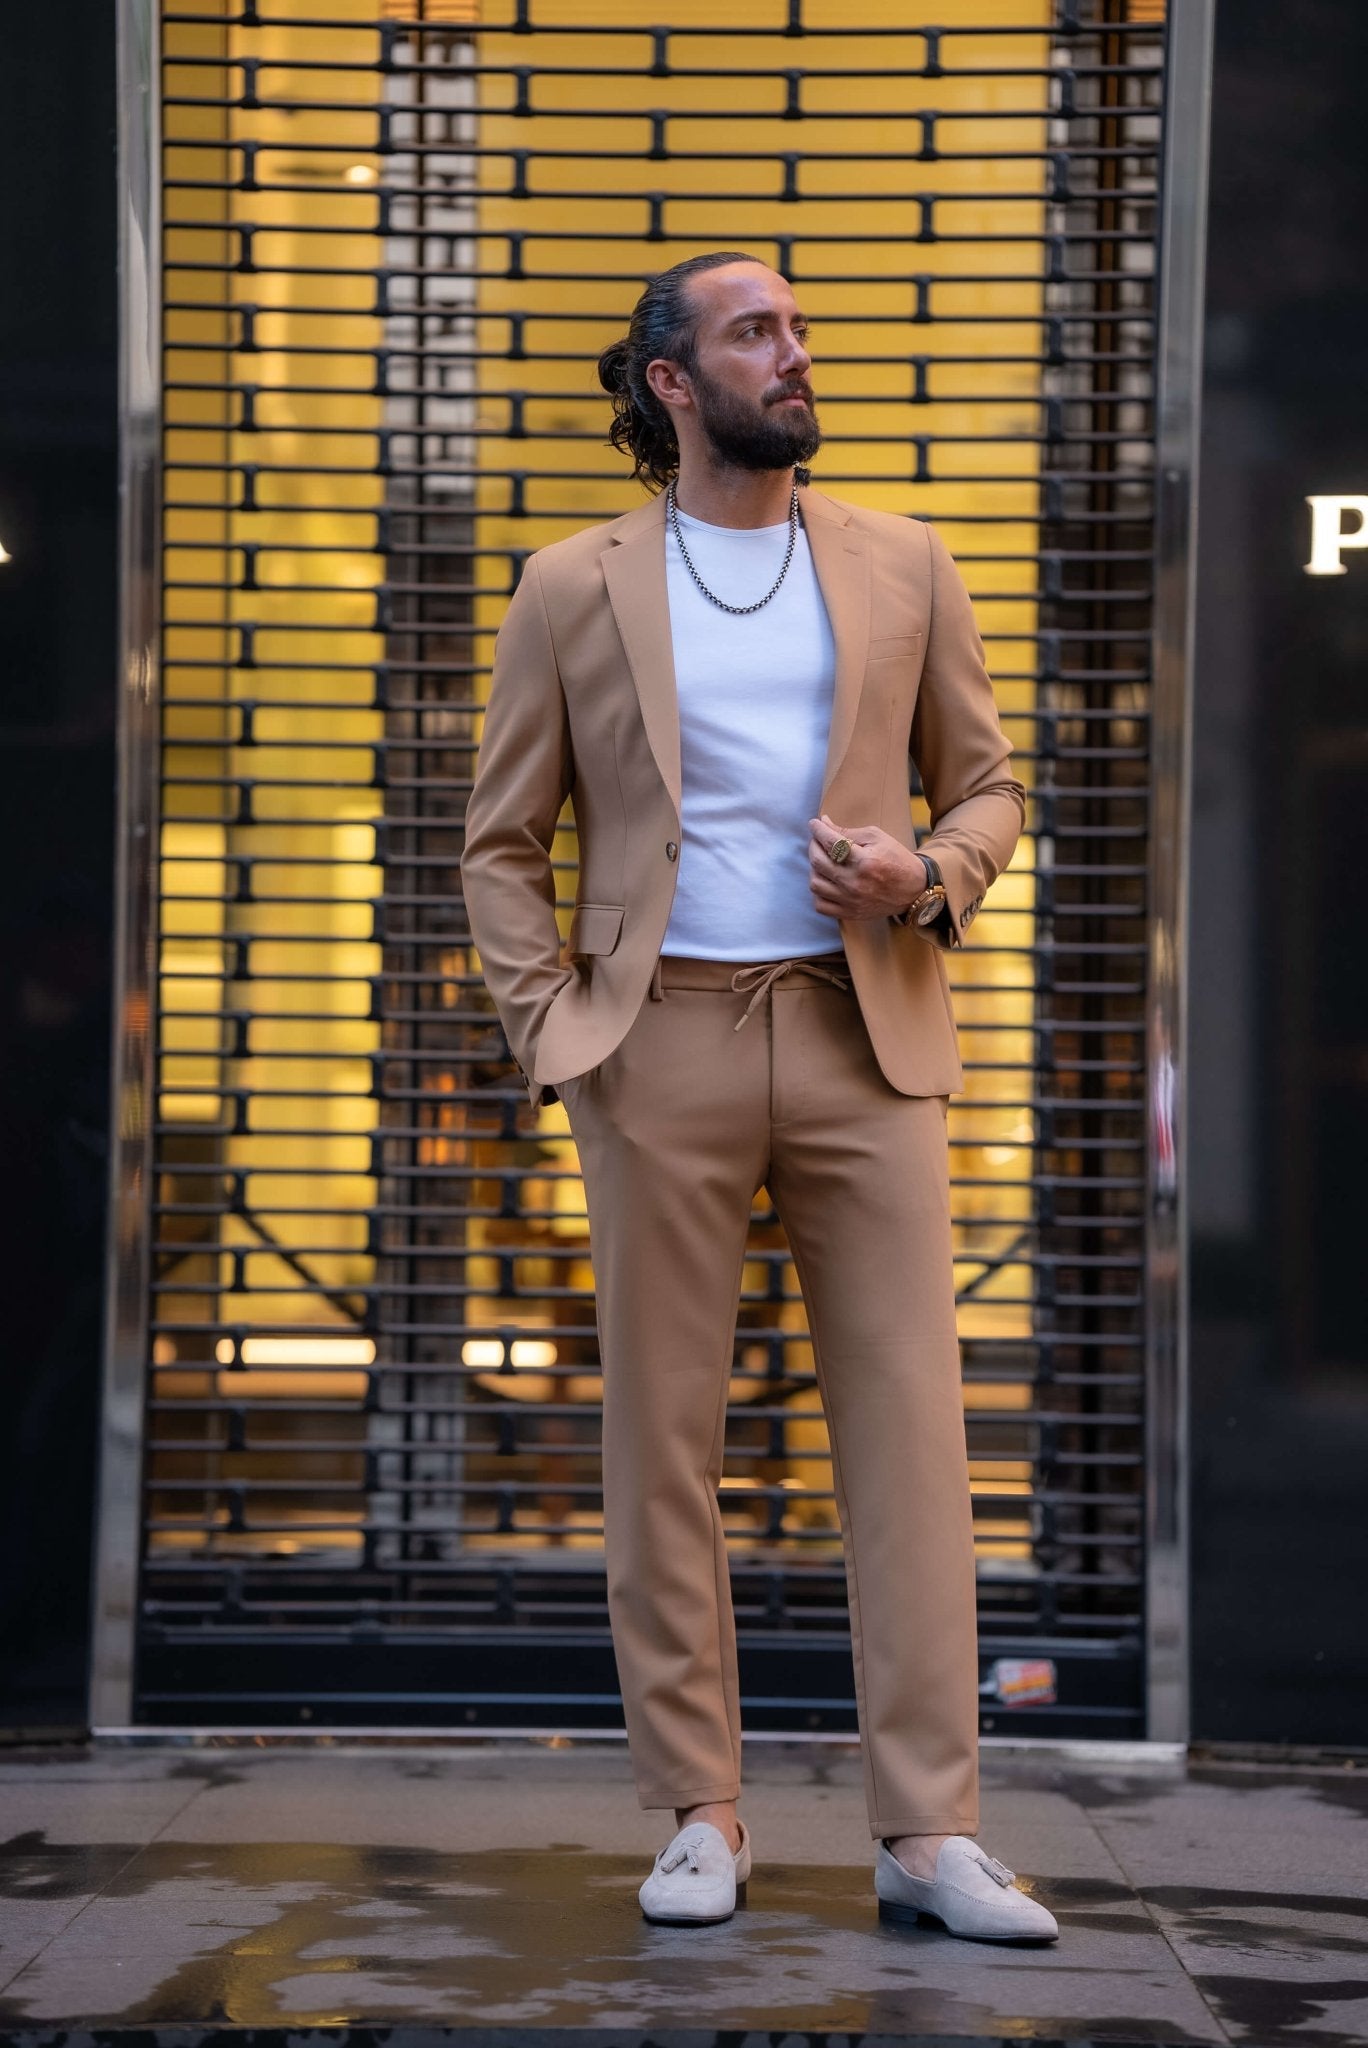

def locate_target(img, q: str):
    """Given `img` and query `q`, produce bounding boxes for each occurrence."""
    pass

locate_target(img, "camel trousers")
[557,948,981,1841]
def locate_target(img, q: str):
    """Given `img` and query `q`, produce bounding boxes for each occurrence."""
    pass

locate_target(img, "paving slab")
[0,1739,1362,2043]
[0,1847,1222,2037]
[0,1781,205,1844]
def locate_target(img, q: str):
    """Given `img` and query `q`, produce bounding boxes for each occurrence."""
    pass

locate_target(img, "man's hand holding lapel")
[807,812,926,923]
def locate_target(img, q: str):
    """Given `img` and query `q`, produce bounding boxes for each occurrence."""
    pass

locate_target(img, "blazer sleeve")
[907,519,1027,950]
[459,554,576,1094]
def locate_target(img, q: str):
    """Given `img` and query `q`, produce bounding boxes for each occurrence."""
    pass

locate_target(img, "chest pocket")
[866,630,923,664]
[864,631,924,735]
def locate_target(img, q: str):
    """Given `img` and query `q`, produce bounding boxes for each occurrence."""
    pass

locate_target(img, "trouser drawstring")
[728,956,852,1031]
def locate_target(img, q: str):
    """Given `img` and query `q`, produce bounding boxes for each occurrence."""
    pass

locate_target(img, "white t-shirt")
[660,503,844,962]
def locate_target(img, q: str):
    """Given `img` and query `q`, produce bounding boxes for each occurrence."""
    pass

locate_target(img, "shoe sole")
[641,1879,747,1925]
[877,1897,1057,1944]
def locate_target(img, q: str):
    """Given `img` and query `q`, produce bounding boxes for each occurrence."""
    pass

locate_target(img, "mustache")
[766,381,815,407]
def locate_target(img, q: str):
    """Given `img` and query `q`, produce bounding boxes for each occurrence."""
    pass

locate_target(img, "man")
[460,251,1057,1944]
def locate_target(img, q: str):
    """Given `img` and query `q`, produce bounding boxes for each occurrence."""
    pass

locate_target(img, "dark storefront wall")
[5,0,1361,1754]
[1187,0,1368,1747]
[0,6,119,1729]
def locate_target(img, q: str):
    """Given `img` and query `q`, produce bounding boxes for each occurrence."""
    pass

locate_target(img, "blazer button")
[665,840,678,861]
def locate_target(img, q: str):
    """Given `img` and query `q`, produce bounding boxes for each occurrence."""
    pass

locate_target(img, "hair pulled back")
[597,251,770,491]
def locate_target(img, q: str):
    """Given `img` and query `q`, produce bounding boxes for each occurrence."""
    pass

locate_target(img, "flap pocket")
[567,900,625,957]
[868,630,923,654]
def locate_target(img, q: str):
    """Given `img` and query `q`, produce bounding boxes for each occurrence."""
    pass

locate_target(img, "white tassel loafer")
[638,1817,752,1924]
[875,1835,1059,1943]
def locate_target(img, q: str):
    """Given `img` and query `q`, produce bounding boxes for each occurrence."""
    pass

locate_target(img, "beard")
[689,363,822,473]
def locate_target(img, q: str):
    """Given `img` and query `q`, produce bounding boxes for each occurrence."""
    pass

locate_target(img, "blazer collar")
[801,489,872,803]
[601,484,871,821]
[600,495,682,815]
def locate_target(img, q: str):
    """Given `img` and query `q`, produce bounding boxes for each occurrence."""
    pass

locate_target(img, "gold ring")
[829,836,852,864]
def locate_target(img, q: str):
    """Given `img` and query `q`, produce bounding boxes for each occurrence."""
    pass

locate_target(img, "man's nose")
[776,329,811,379]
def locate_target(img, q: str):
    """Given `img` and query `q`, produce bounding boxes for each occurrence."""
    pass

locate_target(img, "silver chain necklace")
[665,480,800,616]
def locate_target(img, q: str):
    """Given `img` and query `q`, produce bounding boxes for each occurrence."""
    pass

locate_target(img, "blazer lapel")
[602,495,682,818]
[801,488,872,808]
[600,484,872,824]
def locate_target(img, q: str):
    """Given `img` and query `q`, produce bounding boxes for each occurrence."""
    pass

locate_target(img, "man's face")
[679,263,821,472]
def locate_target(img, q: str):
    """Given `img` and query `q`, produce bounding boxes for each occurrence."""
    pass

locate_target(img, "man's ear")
[646,358,692,415]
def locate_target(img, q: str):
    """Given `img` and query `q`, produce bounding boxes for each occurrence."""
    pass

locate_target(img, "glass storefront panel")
[138,0,1159,1730]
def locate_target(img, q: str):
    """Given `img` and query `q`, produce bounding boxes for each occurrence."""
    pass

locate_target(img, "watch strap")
[893,852,948,928]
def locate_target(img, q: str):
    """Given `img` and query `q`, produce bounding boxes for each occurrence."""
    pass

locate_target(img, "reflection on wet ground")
[0,1741,1364,2043]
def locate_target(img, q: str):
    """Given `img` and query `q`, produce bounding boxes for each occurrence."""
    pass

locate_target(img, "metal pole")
[1145,0,1216,1746]
[91,0,161,1731]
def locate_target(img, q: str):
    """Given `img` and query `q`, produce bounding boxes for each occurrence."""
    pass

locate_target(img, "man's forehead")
[695,265,802,322]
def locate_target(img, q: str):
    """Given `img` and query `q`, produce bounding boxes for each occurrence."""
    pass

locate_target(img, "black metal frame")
[119,0,1165,1735]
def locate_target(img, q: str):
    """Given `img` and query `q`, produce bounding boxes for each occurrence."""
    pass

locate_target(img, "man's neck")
[670,463,796,530]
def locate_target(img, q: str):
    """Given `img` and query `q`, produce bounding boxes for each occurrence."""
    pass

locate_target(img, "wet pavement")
[0,1738,1365,2044]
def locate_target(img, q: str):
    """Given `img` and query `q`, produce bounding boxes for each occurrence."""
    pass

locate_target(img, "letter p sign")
[1305,495,1368,575]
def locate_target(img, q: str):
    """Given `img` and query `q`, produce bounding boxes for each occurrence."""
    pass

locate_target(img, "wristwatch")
[892,852,948,928]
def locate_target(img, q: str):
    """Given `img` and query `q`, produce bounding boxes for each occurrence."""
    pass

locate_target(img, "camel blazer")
[460,484,1026,1112]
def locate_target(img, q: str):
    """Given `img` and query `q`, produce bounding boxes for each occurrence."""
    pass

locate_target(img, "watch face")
[915,892,946,925]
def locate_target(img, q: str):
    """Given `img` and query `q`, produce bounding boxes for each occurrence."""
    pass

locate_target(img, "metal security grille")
[140,0,1162,1731]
